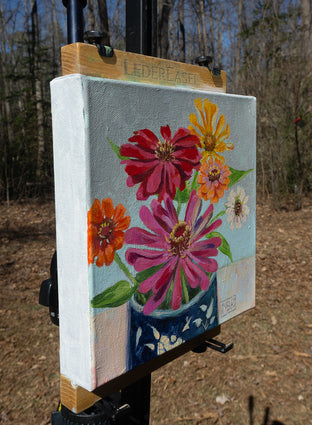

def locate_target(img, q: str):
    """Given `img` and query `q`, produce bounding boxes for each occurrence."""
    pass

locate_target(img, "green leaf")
[107,137,129,161]
[91,281,135,308]
[210,209,225,223]
[174,172,200,209]
[191,171,200,192]
[135,263,166,284]
[206,231,233,262]
[175,180,191,205]
[228,167,253,188]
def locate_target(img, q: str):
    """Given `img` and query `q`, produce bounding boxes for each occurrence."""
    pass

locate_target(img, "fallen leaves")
[1,197,312,425]
[294,351,312,358]
[216,395,230,405]
[271,316,277,326]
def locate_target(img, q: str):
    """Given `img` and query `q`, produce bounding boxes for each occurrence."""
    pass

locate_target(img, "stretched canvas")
[51,74,256,392]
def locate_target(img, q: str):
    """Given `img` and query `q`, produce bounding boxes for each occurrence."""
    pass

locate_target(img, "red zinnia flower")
[120,125,201,202]
[88,198,131,267]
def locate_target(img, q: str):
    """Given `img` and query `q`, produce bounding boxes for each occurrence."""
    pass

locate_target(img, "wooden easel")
[61,43,226,92]
[52,0,228,421]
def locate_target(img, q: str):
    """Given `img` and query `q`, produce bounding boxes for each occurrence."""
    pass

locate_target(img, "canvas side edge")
[51,75,92,391]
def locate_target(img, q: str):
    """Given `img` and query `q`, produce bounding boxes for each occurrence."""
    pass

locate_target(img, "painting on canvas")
[51,75,256,391]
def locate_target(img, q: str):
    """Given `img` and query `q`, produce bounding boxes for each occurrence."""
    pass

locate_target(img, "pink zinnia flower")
[125,190,222,314]
[120,125,201,201]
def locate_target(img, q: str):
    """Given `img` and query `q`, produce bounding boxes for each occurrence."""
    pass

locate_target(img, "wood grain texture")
[60,375,101,413]
[61,43,226,92]
[60,326,220,412]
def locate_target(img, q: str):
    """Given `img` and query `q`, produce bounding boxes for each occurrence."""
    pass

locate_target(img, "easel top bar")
[61,43,226,92]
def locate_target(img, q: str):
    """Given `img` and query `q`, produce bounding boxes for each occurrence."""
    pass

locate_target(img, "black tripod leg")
[51,410,63,424]
[120,374,151,425]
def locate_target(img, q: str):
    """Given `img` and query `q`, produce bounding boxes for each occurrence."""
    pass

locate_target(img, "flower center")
[203,133,216,152]
[169,221,191,257]
[98,219,115,240]
[208,167,220,182]
[234,198,242,216]
[155,140,175,162]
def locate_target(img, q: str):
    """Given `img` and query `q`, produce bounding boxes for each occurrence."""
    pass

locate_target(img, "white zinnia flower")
[225,187,249,230]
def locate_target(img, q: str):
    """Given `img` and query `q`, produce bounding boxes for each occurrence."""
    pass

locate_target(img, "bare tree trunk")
[87,0,96,30]
[207,0,215,58]
[0,7,13,147]
[293,81,303,210]
[35,78,45,181]
[98,0,110,44]
[195,0,203,56]
[158,0,171,59]
[0,62,11,206]
[234,0,244,91]
[0,0,14,204]
[51,0,61,77]
[178,0,185,62]
[302,0,312,61]
[216,3,225,68]
[199,0,207,55]
[114,0,119,26]
[112,0,119,45]
[31,0,45,181]
[168,2,174,59]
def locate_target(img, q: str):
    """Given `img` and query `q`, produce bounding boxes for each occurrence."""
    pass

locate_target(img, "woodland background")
[0,0,311,209]
[1,2,312,424]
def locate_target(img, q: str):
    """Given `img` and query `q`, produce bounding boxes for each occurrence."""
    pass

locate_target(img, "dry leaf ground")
[0,198,311,425]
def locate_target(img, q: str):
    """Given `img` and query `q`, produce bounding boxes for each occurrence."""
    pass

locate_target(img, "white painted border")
[51,75,92,390]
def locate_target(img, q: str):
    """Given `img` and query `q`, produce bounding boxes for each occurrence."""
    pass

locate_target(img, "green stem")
[181,272,189,304]
[177,199,182,217]
[114,252,137,288]
[135,291,147,305]
[114,252,147,305]
[210,209,226,223]
[191,170,199,191]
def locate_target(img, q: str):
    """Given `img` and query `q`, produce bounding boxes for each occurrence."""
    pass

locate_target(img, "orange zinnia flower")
[188,97,234,163]
[197,158,231,203]
[88,198,131,267]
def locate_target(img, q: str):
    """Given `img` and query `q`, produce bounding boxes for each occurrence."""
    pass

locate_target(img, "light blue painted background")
[82,77,256,308]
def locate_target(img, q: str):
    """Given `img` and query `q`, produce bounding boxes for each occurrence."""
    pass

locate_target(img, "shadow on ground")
[248,396,284,425]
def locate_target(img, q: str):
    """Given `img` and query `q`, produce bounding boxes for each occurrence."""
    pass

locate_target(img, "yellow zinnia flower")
[188,97,234,163]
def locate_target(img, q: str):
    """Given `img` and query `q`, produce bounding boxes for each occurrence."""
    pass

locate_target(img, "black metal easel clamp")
[50,378,149,425]
[195,55,213,68]
[84,31,114,57]
[194,55,221,77]
[206,338,233,354]
[56,397,130,425]
[193,338,234,354]
[39,251,59,326]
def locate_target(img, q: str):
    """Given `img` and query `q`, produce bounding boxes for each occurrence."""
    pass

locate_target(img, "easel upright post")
[126,0,157,56]
[62,0,87,44]
[118,2,158,423]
